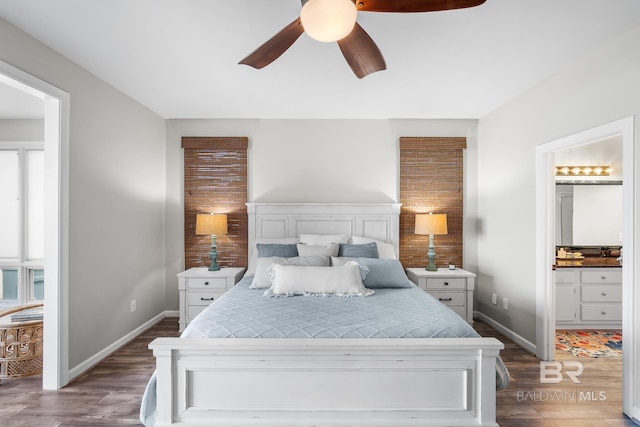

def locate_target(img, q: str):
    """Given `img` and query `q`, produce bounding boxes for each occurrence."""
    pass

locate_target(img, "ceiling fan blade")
[239,18,304,69]
[355,0,486,13]
[337,23,386,79]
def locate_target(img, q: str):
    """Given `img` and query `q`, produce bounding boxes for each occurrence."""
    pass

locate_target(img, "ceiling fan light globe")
[301,0,357,42]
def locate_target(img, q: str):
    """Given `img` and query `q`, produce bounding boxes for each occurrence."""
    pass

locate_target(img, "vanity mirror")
[556,182,623,246]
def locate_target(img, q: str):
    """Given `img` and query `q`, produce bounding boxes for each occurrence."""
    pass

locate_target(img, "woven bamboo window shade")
[399,137,466,269]
[183,137,248,270]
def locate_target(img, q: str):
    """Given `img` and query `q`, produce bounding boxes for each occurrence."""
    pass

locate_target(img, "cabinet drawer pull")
[601,311,607,315]
[201,297,215,301]
[601,292,607,296]
[204,281,210,285]
[601,276,607,280]
[439,298,453,302]
[443,282,449,286]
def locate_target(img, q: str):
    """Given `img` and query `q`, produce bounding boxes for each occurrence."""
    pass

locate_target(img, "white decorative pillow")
[250,256,330,289]
[296,243,339,257]
[267,262,374,297]
[299,234,350,246]
[247,238,300,274]
[349,236,396,259]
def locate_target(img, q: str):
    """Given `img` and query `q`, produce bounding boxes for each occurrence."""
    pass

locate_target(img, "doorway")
[0,60,70,390]
[535,117,636,420]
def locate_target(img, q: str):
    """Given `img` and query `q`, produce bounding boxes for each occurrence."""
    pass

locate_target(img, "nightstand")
[178,267,245,332]
[406,267,476,324]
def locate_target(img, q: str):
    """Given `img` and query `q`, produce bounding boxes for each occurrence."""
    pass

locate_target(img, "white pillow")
[299,234,350,246]
[250,256,330,289]
[296,243,339,257]
[349,236,396,259]
[267,262,374,297]
[247,238,300,274]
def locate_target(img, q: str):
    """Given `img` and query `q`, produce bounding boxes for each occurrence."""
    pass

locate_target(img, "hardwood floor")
[474,322,634,427]
[0,317,634,426]
[0,318,179,426]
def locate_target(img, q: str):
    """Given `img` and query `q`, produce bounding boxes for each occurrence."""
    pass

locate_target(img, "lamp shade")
[195,213,227,236]
[300,0,357,42]
[415,213,448,235]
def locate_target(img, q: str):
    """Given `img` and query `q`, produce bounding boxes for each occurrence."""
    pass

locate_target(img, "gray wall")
[477,24,640,344]
[164,119,480,310]
[1,17,167,370]
[0,119,43,140]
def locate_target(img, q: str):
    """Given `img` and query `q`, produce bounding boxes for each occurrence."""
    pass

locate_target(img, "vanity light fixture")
[415,213,448,271]
[195,213,228,271]
[555,166,612,176]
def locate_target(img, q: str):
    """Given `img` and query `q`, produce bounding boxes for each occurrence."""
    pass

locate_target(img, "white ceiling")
[1,0,640,120]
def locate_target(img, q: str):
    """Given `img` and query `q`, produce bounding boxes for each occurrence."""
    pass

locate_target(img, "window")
[0,143,44,309]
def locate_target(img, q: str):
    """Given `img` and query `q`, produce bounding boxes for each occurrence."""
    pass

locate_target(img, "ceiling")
[1,0,640,120]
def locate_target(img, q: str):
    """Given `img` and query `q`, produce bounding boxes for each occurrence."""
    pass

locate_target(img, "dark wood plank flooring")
[0,317,634,426]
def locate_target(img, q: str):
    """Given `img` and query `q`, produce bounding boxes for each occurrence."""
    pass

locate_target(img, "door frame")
[535,116,635,419]
[0,60,70,389]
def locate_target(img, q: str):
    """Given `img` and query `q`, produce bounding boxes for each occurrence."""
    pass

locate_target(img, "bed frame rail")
[150,337,503,427]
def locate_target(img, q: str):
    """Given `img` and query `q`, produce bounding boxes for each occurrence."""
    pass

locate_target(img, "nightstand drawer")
[582,285,622,303]
[188,277,228,289]
[188,291,225,306]
[581,304,622,321]
[448,305,466,319]
[178,267,246,332]
[405,268,475,325]
[187,305,207,321]
[430,292,465,306]
[425,277,466,290]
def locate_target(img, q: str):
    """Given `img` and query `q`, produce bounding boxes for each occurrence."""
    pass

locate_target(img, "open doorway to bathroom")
[535,117,635,420]
[553,136,623,357]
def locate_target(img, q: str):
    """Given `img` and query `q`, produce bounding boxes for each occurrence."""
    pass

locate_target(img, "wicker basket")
[0,303,43,382]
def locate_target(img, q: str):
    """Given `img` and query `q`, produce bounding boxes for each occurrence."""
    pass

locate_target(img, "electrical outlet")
[502,297,509,310]
[492,293,497,305]
[130,299,136,313]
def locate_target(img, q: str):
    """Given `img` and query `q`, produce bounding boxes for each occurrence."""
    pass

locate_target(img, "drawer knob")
[602,311,607,315]
[439,297,453,302]
[204,281,210,285]
[443,282,449,286]
[201,297,215,301]
[602,292,607,296]
[601,276,606,280]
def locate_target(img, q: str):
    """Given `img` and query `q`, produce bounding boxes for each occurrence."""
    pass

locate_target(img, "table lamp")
[195,213,228,271]
[415,213,448,271]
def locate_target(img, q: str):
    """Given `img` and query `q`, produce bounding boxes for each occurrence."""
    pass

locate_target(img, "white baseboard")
[474,311,537,355]
[68,310,174,381]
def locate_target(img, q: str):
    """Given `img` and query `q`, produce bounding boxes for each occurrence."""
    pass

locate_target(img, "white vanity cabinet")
[555,267,622,328]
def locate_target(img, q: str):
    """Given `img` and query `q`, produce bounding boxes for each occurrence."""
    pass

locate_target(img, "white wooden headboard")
[246,203,401,268]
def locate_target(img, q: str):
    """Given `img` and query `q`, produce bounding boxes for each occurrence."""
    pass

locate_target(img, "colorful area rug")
[556,329,622,357]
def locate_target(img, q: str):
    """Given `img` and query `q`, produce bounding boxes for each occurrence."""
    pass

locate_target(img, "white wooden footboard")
[149,337,503,427]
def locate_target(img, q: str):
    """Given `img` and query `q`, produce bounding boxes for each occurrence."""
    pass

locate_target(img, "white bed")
[146,203,505,426]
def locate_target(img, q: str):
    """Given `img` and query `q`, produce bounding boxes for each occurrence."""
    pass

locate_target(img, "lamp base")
[208,235,220,271]
[425,234,438,271]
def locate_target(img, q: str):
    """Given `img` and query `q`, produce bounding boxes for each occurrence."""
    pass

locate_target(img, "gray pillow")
[257,243,298,258]
[332,257,412,289]
[338,242,379,258]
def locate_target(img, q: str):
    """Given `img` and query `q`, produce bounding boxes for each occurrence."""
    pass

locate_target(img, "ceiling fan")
[239,0,487,79]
